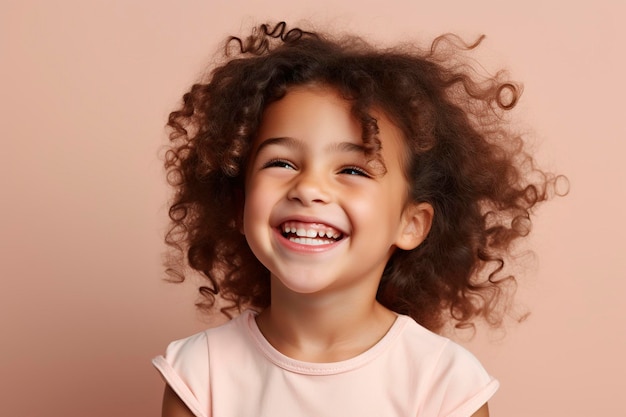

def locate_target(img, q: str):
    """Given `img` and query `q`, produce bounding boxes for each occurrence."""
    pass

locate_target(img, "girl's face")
[243,85,432,300]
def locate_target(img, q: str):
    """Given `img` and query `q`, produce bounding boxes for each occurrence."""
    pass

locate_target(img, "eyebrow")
[254,137,302,156]
[254,136,369,156]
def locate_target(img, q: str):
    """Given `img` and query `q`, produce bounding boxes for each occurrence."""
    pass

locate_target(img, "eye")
[262,159,296,170]
[339,166,371,178]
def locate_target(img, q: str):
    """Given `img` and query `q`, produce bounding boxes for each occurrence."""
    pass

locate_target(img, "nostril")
[286,177,331,205]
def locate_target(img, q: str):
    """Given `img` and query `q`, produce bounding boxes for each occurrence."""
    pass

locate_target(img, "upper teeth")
[281,223,341,239]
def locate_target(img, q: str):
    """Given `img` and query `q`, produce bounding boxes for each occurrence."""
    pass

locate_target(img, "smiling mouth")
[280,221,344,246]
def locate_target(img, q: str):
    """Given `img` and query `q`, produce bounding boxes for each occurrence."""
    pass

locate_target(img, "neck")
[255,279,396,362]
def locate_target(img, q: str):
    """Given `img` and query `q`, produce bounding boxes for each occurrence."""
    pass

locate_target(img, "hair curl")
[164,21,566,332]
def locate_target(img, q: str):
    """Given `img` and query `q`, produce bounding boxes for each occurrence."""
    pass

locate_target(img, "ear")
[395,202,433,250]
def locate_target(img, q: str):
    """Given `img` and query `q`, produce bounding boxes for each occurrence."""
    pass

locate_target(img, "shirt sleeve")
[424,340,499,417]
[152,331,210,417]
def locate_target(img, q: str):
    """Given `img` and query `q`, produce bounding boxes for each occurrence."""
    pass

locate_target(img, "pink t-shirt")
[153,310,498,417]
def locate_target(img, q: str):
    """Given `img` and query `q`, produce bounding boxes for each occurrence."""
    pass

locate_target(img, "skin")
[162,385,195,417]
[243,85,432,362]
[161,85,490,416]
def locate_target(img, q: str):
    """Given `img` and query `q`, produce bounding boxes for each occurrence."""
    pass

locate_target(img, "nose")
[286,169,331,206]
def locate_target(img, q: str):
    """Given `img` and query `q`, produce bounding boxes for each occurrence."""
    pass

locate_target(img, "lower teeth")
[289,237,334,245]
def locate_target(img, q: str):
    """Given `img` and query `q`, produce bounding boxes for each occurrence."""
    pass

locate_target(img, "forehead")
[255,86,358,140]
[253,85,408,165]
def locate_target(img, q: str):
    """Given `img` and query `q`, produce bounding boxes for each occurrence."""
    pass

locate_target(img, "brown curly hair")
[164,21,565,332]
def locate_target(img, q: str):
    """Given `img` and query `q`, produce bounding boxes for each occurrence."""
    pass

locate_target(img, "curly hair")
[164,21,565,332]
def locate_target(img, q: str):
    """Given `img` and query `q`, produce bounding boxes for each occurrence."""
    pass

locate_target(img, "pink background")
[2,0,624,415]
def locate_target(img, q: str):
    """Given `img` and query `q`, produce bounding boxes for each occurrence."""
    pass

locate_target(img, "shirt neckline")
[241,309,409,375]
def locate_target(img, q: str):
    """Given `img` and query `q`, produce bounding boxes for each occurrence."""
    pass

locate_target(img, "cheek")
[344,189,390,228]
[242,197,256,233]
[349,183,407,229]
[243,179,272,226]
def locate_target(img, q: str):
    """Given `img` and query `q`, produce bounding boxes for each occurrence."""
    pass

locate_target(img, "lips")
[279,221,344,246]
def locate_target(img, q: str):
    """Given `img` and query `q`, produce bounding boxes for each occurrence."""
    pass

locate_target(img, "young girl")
[153,22,562,417]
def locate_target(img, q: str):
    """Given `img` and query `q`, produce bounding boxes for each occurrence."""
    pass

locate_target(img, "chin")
[272,271,335,295]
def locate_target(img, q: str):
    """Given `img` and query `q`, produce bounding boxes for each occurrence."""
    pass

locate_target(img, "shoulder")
[153,330,211,417]
[152,313,250,417]
[395,317,499,417]
[154,312,251,375]
[398,317,492,377]
[163,330,210,368]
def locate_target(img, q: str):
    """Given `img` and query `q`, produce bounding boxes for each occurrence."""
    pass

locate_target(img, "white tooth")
[296,228,306,237]
[289,237,334,245]
[306,229,317,238]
